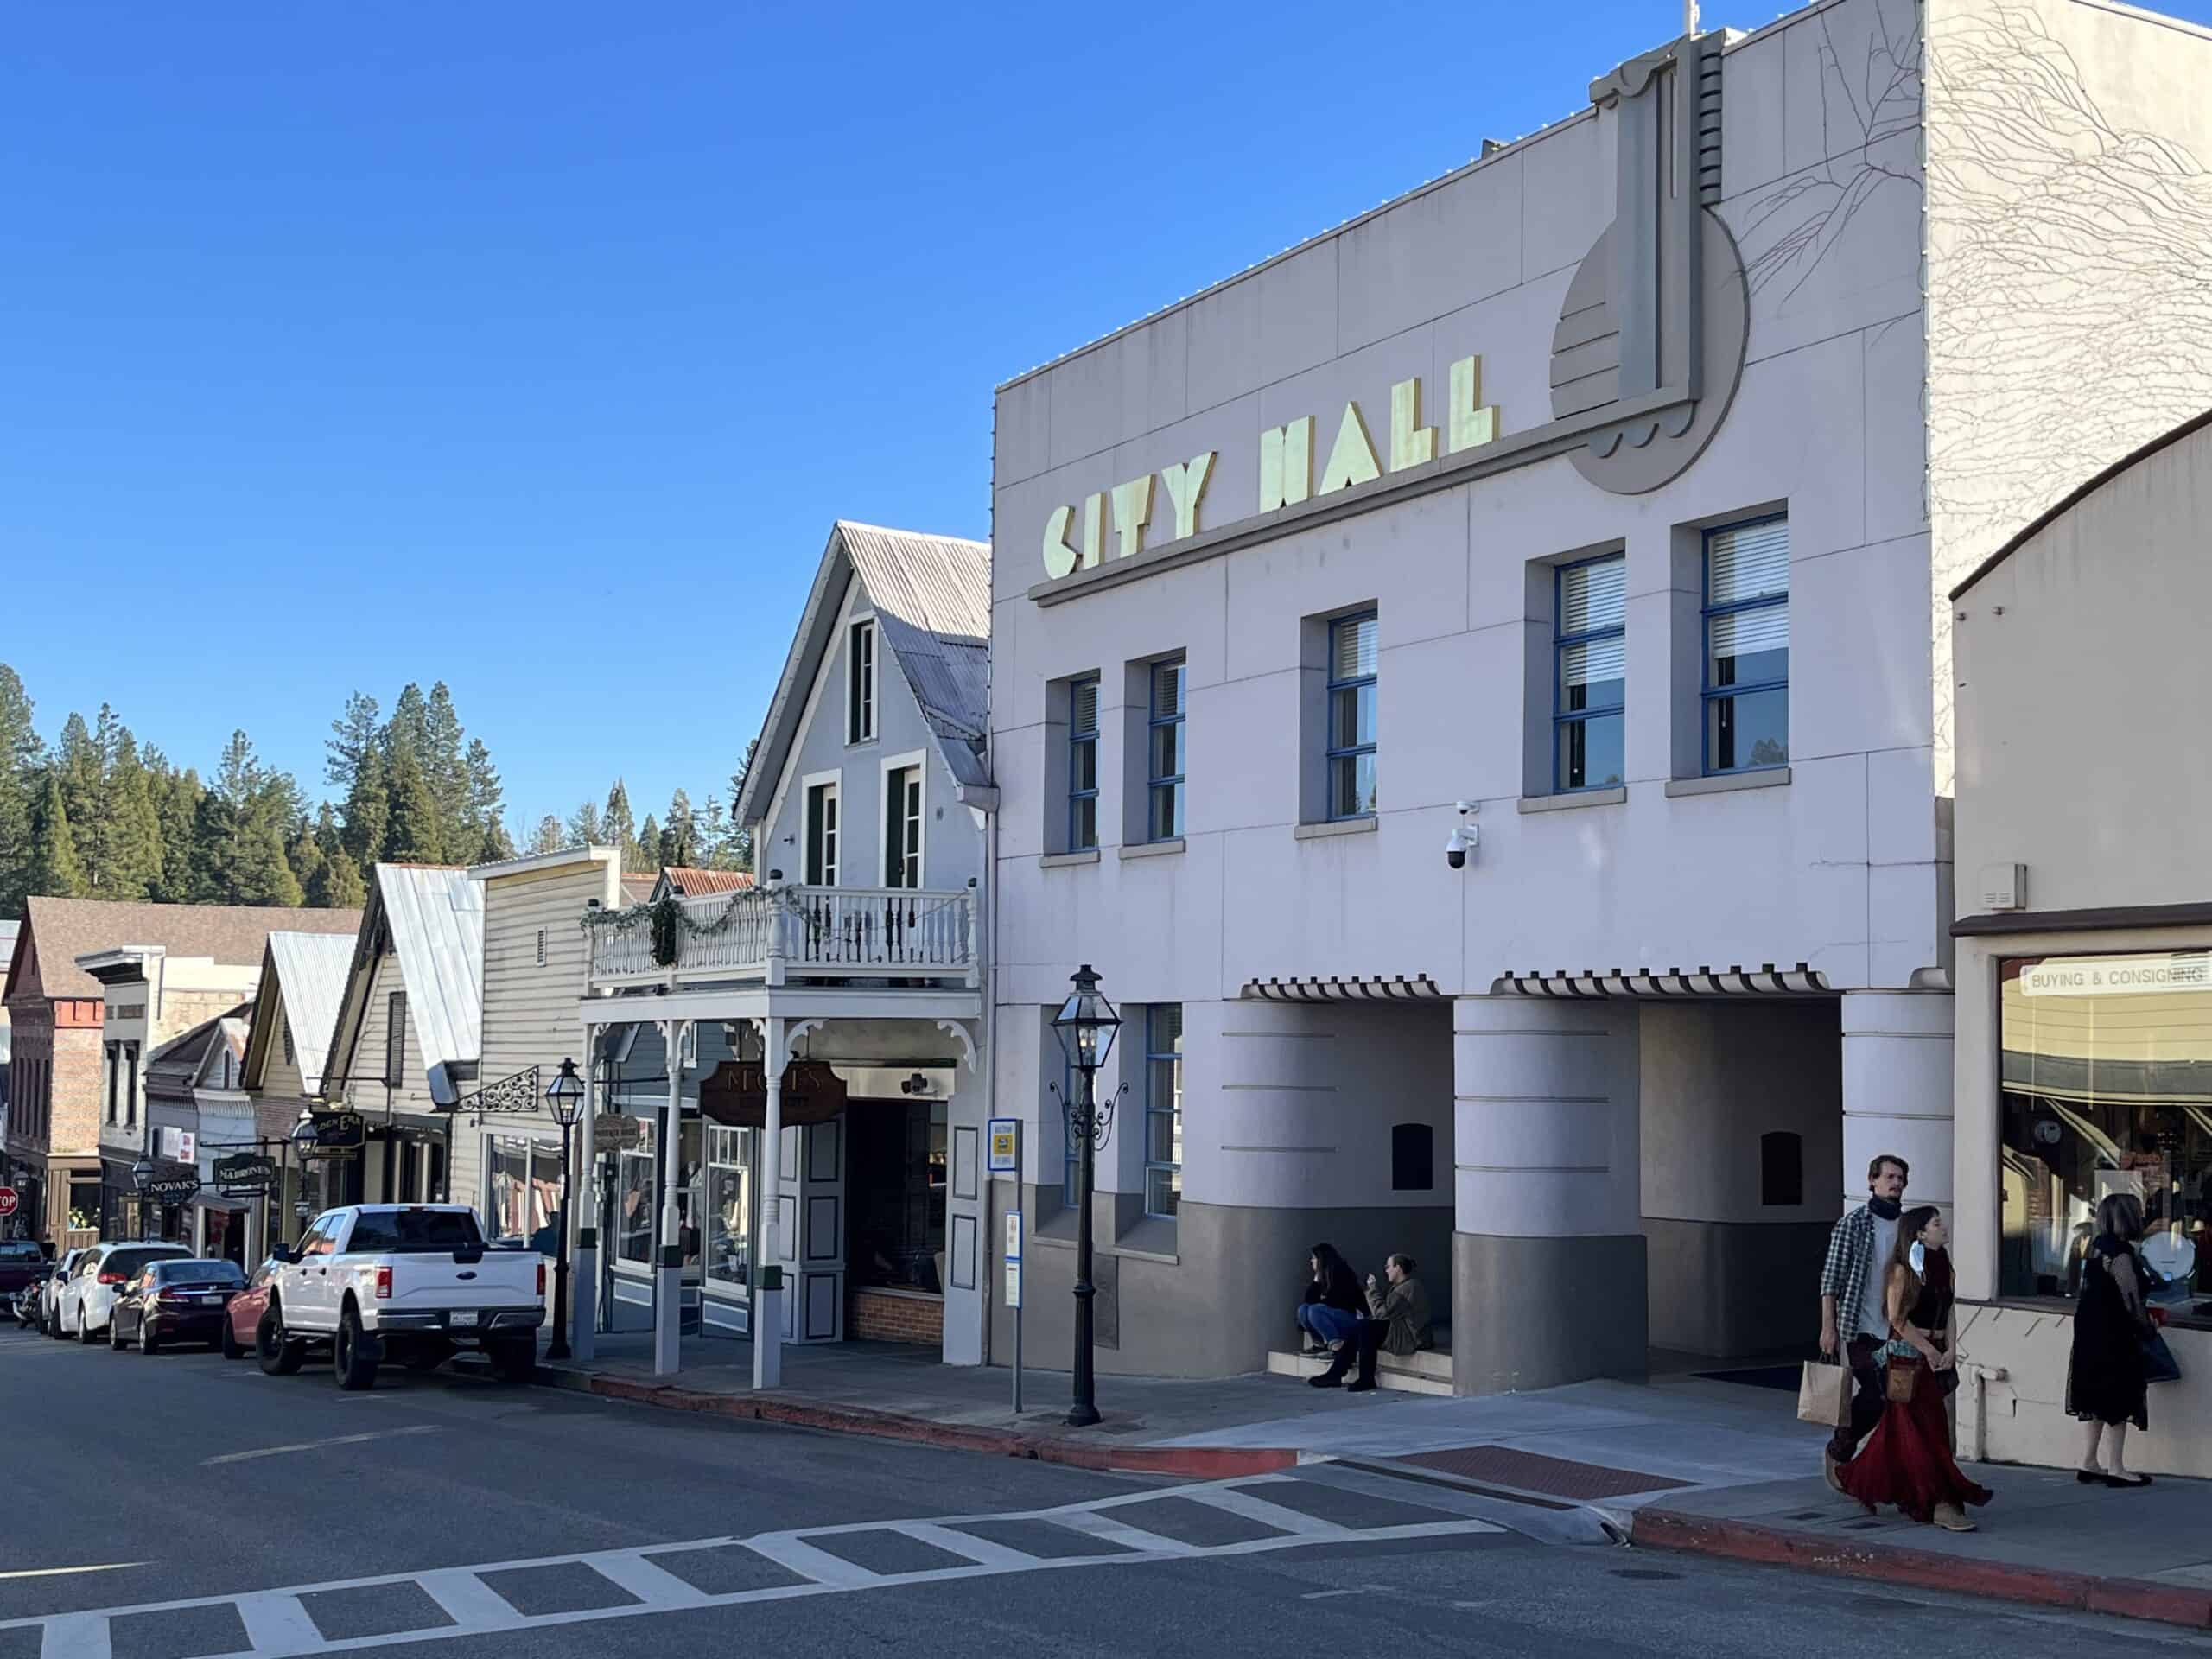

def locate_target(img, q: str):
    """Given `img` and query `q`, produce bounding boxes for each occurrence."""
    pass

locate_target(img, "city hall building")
[984,0,2212,1390]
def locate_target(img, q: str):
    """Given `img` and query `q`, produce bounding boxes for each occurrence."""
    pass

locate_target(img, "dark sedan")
[109,1258,249,1353]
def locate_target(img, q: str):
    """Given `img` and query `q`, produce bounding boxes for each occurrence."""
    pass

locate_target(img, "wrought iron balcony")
[588,884,978,989]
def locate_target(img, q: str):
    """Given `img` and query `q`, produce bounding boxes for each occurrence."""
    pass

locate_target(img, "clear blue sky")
[7,2,2208,835]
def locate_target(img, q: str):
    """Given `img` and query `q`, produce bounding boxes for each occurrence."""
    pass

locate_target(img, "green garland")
[582,891,755,969]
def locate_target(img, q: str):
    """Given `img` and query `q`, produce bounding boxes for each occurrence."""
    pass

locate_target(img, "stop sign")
[0,1187,17,1218]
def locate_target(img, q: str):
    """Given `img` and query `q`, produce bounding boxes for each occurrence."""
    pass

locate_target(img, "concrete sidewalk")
[518,1335,2212,1629]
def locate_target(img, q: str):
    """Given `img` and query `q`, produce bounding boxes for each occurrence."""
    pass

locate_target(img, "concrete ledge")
[1630,1508,2212,1631]
[1663,767,1790,798]
[1293,817,1378,841]
[1517,787,1627,814]
[1118,839,1185,860]
[527,1362,1297,1478]
[1039,849,1102,868]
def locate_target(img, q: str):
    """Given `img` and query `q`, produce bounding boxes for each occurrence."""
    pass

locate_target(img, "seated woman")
[1837,1206,1992,1531]
[1294,1243,1363,1359]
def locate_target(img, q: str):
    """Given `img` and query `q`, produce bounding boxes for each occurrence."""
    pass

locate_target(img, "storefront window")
[705,1126,754,1290]
[1999,950,2212,1330]
[616,1118,657,1268]
[484,1135,563,1250]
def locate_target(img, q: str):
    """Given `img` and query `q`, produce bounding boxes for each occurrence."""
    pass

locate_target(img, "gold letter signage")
[1037,357,1499,579]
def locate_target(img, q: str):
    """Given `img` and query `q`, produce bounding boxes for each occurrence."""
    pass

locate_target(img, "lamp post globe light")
[543,1058,587,1362]
[130,1155,155,1243]
[1051,964,1121,1428]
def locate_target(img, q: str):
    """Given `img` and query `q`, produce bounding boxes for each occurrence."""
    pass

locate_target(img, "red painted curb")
[550,1368,1294,1478]
[1630,1508,2212,1631]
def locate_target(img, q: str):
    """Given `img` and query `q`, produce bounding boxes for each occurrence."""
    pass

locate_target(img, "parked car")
[54,1242,193,1342]
[40,1248,92,1338]
[11,1264,51,1328]
[107,1257,249,1353]
[259,1205,543,1390]
[219,1258,281,1359]
[1,1239,50,1320]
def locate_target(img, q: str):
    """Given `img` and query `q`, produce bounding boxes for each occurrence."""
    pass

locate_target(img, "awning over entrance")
[696,1058,849,1128]
[1497,963,1833,998]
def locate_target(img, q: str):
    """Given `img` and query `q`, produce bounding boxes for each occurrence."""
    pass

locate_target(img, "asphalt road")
[3,1322,2205,1658]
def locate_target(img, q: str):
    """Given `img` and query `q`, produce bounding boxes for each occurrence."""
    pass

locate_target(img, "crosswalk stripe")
[893,1522,1042,1571]
[415,1570,525,1630]
[1180,1481,1354,1538]
[741,1535,890,1589]
[232,1592,321,1656]
[37,1611,111,1659]
[584,1553,710,1609]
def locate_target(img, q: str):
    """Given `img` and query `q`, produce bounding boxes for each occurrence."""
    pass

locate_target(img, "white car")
[54,1242,191,1342]
[39,1247,92,1335]
[260,1205,544,1390]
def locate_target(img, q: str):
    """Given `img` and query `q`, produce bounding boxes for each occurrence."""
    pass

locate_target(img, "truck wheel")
[257,1306,304,1376]
[334,1306,379,1392]
[488,1340,537,1384]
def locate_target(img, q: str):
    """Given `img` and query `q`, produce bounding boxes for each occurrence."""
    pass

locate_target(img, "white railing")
[588,885,976,987]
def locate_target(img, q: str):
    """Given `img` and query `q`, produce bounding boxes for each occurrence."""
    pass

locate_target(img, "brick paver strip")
[1395,1445,1694,1500]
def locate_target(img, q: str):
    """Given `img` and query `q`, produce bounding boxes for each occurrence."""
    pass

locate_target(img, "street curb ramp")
[1630,1507,2212,1631]
[528,1363,1297,1479]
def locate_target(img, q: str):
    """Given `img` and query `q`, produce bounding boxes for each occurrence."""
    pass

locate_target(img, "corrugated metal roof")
[266,931,357,1095]
[658,868,754,897]
[837,522,993,788]
[377,864,484,1071]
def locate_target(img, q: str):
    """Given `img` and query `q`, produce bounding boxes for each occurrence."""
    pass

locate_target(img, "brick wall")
[49,1029,105,1158]
[849,1287,944,1347]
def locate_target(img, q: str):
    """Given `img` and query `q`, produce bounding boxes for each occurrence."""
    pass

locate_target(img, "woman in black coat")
[2069,1192,2156,1487]
[1295,1243,1363,1357]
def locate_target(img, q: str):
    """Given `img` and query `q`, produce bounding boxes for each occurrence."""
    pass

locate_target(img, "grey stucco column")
[1452,995,1645,1394]
[1840,991,1955,1213]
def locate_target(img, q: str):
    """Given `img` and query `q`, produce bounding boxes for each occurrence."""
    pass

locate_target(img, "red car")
[220,1257,282,1359]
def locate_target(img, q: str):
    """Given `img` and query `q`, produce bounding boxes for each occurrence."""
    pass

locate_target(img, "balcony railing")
[589,885,977,988]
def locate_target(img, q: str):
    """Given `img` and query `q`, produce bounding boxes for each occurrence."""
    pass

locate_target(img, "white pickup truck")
[258,1204,544,1390]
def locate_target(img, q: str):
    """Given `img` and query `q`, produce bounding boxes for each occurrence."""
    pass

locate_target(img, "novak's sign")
[1039,359,1500,581]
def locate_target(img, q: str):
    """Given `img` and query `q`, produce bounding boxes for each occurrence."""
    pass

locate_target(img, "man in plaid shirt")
[1819,1153,1910,1487]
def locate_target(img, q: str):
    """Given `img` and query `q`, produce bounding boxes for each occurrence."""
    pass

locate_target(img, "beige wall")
[342,954,437,1122]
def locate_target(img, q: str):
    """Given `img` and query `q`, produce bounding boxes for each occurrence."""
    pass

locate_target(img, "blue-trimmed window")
[1554,555,1625,791]
[1702,518,1789,774]
[1147,658,1185,841]
[1067,676,1100,851]
[1325,613,1378,819]
[1143,1005,1184,1218]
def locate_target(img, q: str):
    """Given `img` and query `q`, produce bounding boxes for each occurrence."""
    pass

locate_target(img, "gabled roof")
[240,929,359,1096]
[327,865,485,1097]
[147,1003,251,1101]
[654,867,754,899]
[4,897,356,1003]
[735,520,992,825]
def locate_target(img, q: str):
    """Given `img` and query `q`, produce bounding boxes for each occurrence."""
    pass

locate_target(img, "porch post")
[571,1014,598,1362]
[653,1017,688,1377]
[753,1014,785,1389]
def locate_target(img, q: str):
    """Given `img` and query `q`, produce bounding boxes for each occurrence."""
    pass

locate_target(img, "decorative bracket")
[934,1019,978,1073]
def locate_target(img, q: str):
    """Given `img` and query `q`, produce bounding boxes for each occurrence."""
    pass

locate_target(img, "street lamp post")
[543,1058,586,1362]
[1051,964,1121,1429]
[289,1109,318,1244]
[130,1156,154,1243]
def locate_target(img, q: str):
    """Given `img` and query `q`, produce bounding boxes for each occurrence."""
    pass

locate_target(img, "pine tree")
[310,843,367,911]
[147,758,203,905]
[567,801,605,846]
[461,737,505,857]
[661,789,697,868]
[288,821,330,903]
[326,692,382,793]
[340,745,390,869]
[0,665,41,915]
[384,743,444,863]
[55,713,101,876]
[198,731,302,906]
[25,772,86,899]
[603,779,639,872]
[696,795,730,872]
[471,819,513,863]
[105,730,163,901]
[425,683,467,853]
[637,814,660,874]
[528,816,565,855]
[726,740,759,874]
[188,788,238,904]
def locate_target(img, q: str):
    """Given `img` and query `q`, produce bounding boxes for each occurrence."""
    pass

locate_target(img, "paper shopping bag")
[1798,1357,1851,1427]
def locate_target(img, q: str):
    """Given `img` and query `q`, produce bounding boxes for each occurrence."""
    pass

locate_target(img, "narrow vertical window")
[124,1044,139,1128]
[1703,518,1789,774]
[1144,1005,1184,1218]
[847,620,877,743]
[804,782,840,886]
[1067,676,1100,852]
[1554,555,1626,791]
[535,927,548,967]
[1325,613,1378,818]
[384,994,405,1087]
[1147,659,1185,841]
[884,765,922,888]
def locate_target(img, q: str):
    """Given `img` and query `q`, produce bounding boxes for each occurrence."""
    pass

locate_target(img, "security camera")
[1445,800,1479,870]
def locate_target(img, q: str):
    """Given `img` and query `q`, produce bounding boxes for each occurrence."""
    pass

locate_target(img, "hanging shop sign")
[302,1110,366,1158]
[214,1154,276,1196]
[696,1059,849,1129]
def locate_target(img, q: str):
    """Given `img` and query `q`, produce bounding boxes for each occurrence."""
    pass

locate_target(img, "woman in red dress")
[1837,1206,1993,1532]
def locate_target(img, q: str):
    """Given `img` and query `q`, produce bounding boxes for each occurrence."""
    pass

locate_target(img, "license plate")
[188,1295,216,1305]
[449,1310,479,1327]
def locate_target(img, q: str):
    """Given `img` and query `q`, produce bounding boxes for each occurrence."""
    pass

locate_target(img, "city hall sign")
[1039,359,1501,579]
[1035,30,1751,588]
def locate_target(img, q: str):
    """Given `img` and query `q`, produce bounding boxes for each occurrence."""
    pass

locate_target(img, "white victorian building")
[580,522,993,1379]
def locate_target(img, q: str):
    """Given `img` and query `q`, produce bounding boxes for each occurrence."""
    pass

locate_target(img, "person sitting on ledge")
[1294,1243,1364,1359]
[1365,1254,1433,1357]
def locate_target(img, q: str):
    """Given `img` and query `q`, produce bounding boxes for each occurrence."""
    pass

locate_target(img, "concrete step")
[1265,1347,1453,1395]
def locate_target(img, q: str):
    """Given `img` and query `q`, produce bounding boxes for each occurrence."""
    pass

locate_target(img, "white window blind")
[1332,615,1377,680]
[1708,602,1790,655]
[1071,678,1099,734]
[1560,558,1626,685]
[1707,519,1789,606]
